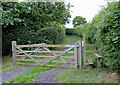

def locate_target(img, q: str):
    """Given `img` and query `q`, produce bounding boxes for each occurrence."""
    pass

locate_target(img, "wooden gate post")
[12,41,17,65]
[83,32,86,65]
[74,42,78,68]
[77,40,82,68]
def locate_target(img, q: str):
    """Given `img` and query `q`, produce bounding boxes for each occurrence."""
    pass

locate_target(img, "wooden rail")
[12,41,82,68]
[16,45,79,48]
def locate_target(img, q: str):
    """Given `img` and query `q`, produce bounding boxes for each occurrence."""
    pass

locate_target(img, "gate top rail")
[16,44,79,48]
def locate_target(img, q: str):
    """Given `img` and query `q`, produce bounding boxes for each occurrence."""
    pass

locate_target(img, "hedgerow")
[72,1,119,69]
[2,24,66,56]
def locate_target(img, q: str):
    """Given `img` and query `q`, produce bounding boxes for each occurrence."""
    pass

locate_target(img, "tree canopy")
[73,16,87,27]
[2,2,72,30]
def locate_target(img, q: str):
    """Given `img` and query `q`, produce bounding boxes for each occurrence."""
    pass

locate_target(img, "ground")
[1,35,119,84]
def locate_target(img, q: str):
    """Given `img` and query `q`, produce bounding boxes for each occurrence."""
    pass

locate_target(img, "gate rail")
[12,41,82,68]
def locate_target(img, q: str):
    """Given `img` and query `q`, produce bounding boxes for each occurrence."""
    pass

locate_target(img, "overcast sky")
[65,0,108,28]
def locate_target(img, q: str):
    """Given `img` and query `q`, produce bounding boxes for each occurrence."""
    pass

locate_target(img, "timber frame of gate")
[12,41,82,68]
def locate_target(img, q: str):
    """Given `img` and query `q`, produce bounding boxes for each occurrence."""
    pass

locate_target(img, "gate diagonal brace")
[42,47,73,66]
[43,47,66,62]
[16,47,42,66]
[17,43,46,59]
[42,43,66,62]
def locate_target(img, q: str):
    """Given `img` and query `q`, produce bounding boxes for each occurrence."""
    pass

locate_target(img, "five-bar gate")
[12,41,82,68]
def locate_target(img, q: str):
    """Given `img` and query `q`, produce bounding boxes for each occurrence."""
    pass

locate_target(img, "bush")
[66,28,74,35]
[37,27,66,44]
[85,2,119,69]
[72,1,119,69]
[2,24,66,56]
[73,26,82,37]
[2,27,38,56]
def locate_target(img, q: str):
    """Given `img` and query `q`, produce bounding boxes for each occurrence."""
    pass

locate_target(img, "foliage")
[72,1,119,69]
[37,25,66,44]
[2,24,66,56]
[73,16,87,27]
[2,2,71,29]
[66,28,74,35]
[2,2,70,56]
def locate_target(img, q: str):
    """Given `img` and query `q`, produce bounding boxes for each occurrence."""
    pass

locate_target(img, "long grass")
[54,68,118,83]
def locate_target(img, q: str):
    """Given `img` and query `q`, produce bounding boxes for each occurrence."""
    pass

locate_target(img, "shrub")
[72,1,119,69]
[2,27,38,56]
[85,2,119,69]
[66,28,74,35]
[37,27,66,44]
[2,24,66,56]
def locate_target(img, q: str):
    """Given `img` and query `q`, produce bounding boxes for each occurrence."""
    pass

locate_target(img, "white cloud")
[65,0,107,28]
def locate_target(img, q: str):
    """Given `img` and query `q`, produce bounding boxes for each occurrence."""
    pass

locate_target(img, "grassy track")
[5,66,51,83]
[54,35,118,83]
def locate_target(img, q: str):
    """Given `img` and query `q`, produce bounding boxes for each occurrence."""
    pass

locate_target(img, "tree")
[2,2,72,30]
[2,2,72,56]
[73,16,87,27]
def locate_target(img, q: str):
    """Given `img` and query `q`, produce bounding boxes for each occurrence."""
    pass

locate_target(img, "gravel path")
[72,37,79,41]
[0,65,33,83]
[34,38,73,83]
[34,68,66,83]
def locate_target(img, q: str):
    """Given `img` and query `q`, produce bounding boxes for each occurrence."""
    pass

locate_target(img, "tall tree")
[2,2,72,30]
[73,16,87,27]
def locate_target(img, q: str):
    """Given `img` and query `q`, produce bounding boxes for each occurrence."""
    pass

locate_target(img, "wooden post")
[83,32,86,65]
[77,41,82,68]
[12,41,17,65]
[97,58,101,68]
[74,42,78,68]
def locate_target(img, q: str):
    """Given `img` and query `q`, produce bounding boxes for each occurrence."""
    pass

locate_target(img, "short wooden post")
[77,41,82,68]
[74,42,78,68]
[83,32,86,65]
[97,58,101,68]
[12,41,17,65]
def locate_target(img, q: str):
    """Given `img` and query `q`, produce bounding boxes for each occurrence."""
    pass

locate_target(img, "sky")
[65,0,108,28]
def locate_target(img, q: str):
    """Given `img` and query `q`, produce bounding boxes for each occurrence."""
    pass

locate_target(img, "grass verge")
[5,66,51,83]
[54,68,118,83]
[2,56,23,73]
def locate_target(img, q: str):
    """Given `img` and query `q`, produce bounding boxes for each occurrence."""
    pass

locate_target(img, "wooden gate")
[12,41,82,68]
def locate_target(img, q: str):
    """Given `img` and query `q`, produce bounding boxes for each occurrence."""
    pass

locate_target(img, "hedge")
[72,1,119,69]
[66,28,74,35]
[2,24,66,56]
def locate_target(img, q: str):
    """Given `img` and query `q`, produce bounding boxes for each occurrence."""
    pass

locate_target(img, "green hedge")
[2,24,66,56]
[73,1,119,69]
[37,27,66,44]
[66,28,74,35]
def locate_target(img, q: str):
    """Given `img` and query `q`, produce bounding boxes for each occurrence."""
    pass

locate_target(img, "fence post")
[74,42,78,68]
[12,41,17,65]
[83,32,86,65]
[77,41,82,68]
